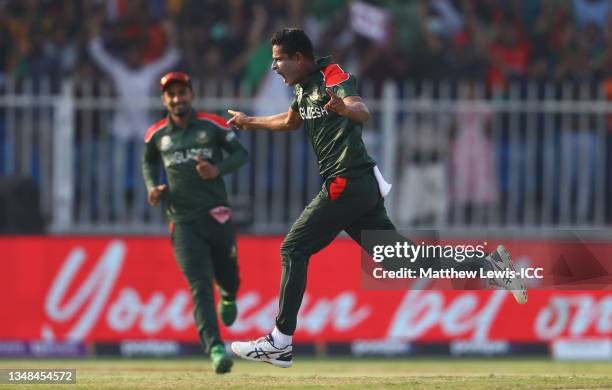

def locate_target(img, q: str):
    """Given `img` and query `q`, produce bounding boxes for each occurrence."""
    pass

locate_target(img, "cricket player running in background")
[227,28,527,368]
[143,71,248,374]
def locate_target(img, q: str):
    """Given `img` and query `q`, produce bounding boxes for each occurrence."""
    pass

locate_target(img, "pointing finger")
[226,110,236,125]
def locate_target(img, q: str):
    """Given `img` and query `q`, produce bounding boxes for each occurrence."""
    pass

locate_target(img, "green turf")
[1,358,611,389]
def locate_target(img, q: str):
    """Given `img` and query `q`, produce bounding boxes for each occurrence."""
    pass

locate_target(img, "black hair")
[270,28,314,60]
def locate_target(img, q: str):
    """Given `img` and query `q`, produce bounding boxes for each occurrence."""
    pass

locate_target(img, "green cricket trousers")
[275,170,487,335]
[276,170,396,335]
[171,214,239,353]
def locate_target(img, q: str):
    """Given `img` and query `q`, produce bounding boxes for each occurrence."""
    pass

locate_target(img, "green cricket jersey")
[291,56,375,180]
[142,111,248,222]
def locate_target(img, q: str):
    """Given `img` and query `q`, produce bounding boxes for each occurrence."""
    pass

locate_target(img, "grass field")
[1,358,612,389]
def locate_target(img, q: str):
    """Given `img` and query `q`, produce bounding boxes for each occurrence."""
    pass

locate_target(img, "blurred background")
[1,0,611,234]
[0,0,611,362]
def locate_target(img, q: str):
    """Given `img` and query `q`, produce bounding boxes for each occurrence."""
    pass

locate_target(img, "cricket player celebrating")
[227,29,527,368]
[143,71,248,374]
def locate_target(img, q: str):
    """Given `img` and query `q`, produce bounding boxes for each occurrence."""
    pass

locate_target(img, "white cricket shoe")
[231,334,293,368]
[485,245,528,304]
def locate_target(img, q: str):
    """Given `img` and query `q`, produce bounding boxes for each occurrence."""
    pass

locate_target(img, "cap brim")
[162,80,192,91]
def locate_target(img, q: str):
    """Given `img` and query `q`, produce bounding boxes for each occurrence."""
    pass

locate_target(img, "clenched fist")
[148,184,167,206]
[195,156,220,180]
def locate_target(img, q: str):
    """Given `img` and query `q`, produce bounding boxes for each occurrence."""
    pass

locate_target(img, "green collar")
[315,55,333,70]
[299,56,334,87]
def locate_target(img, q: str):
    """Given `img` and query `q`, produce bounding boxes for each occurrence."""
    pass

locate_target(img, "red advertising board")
[1,237,610,342]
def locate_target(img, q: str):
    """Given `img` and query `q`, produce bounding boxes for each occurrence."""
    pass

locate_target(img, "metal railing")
[1,78,611,235]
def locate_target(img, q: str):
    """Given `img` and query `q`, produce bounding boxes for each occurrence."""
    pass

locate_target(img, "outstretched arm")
[86,11,123,77]
[215,130,249,175]
[145,19,181,76]
[227,106,302,131]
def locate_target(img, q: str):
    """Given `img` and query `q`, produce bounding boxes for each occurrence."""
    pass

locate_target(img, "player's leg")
[345,197,527,302]
[275,174,381,336]
[231,173,381,367]
[345,196,478,273]
[343,195,432,274]
[208,218,240,327]
[171,220,233,373]
[346,196,470,274]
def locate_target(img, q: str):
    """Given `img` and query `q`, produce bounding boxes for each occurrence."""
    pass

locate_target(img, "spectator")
[397,97,449,227]
[426,0,464,39]
[0,0,611,231]
[0,0,607,88]
[357,0,424,83]
[484,20,531,89]
[421,1,486,80]
[559,115,598,223]
[604,75,612,222]
[573,0,612,31]
[87,13,180,219]
[44,21,79,78]
[554,24,605,82]
[451,82,498,223]
[0,4,11,82]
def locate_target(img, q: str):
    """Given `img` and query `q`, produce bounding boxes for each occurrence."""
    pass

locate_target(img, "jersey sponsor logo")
[226,131,236,142]
[196,131,208,144]
[163,148,213,167]
[299,106,329,120]
[310,87,321,101]
[160,135,173,151]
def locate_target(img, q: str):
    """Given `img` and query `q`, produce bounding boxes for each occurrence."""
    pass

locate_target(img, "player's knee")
[280,240,309,265]
[189,279,213,298]
[279,239,295,257]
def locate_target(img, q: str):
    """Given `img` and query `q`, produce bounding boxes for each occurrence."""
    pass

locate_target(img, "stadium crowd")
[1,0,612,229]
[0,0,611,88]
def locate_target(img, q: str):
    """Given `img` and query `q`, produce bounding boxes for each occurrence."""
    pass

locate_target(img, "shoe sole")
[497,245,528,304]
[214,356,233,374]
[230,343,293,368]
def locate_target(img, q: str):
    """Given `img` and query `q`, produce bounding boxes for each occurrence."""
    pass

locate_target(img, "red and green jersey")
[290,56,375,180]
[142,111,248,222]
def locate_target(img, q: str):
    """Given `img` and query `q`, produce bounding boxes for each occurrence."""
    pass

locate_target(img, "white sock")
[271,326,292,347]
